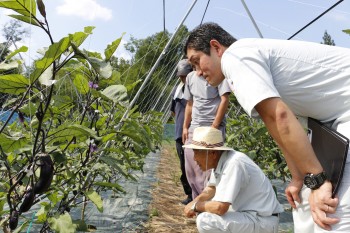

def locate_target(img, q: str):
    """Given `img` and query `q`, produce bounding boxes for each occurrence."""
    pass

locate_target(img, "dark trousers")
[175,138,192,196]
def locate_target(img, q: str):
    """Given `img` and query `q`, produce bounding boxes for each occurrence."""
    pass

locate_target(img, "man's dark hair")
[184,22,237,55]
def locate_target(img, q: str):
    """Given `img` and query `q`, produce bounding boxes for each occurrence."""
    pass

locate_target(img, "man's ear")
[209,39,225,57]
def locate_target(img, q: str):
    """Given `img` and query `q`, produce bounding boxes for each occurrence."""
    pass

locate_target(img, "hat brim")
[183,144,233,151]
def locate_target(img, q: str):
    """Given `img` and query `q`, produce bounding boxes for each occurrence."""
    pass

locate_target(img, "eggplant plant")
[226,95,290,181]
[0,0,163,232]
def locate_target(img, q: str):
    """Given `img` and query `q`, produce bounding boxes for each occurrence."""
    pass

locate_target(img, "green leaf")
[101,85,128,105]
[0,0,36,17]
[247,150,257,160]
[88,57,113,79]
[100,155,130,179]
[99,70,121,87]
[30,37,70,84]
[73,73,89,94]
[85,190,103,213]
[94,181,124,192]
[342,29,350,35]
[48,124,100,144]
[125,79,142,93]
[0,60,19,71]
[69,26,95,48]
[36,203,50,223]
[50,151,66,164]
[0,74,29,94]
[51,95,72,108]
[19,102,37,115]
[101,133,117,143]
[73,220,88,231]
[38,64,54,86]
[48,191,64,206]
[104,33,125,61]
[8,14,40,27]
[254,127,267,138]
[5,45,28,60]
[48,213,76,233]
[0,133,28,153]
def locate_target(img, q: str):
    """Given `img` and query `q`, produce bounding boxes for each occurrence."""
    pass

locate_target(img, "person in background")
[183,126,283,233]
[170,59,193,205]
[183,67,230,199]
[184,22,350,232]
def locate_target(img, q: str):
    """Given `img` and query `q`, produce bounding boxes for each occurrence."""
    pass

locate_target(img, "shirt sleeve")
[207,169,216,187]
[183,76,193,101]
[222,46,280,117]
[217,78,232,96]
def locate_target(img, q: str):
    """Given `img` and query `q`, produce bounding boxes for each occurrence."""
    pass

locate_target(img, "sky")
[0,0,350,65]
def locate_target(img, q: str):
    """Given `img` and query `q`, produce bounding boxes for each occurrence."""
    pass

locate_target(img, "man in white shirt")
[183,126,283,233]
[183,22,350,232]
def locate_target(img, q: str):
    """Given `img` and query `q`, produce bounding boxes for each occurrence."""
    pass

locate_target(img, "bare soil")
[144,141,197,233]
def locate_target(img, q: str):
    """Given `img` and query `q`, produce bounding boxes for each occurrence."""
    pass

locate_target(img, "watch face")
[304,175,317,189]
[304,172,327,190]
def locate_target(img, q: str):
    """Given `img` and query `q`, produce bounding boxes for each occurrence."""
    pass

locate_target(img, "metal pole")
[241,0,263,38]
[151,64,177,111]
[117,0,198,128]
[163,0,166,33]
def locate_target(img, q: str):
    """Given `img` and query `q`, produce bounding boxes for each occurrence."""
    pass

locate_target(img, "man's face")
[187,46,225,87]
[193,149,216,171]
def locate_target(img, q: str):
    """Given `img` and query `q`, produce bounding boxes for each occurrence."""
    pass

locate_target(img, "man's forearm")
[212,93,229,128]
[183,101,193,129]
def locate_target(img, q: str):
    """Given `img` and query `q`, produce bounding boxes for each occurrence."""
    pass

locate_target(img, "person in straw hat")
[183,126,283,233]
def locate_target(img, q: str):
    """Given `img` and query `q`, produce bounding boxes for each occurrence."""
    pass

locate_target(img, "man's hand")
[309,181,339,230]
[182,127,189,144]
[184,201,196,218]
[285,179,303,208]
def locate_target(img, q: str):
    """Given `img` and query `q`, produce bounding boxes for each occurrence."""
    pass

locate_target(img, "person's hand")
[184,201,196,218]
[309,181,339,230]
[285,178,303,208]
[182,127,189,144]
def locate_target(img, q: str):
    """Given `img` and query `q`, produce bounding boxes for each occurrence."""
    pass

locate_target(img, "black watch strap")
[304,171,327,190]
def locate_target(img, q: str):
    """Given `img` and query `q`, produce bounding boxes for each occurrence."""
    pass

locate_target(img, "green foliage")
[321,30,335,46]
[112,26,189,112]
[0,1,163,232]
[226,95,290,181]
[343,29,350,36]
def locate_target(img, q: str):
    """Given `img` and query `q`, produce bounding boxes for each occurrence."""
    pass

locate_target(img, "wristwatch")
[304,171,327,190]
[190,201,198,212]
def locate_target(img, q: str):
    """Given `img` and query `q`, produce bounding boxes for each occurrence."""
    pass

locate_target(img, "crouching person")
[183,126,283,233]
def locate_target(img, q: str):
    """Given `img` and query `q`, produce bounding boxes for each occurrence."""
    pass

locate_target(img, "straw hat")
[183,127,233,151]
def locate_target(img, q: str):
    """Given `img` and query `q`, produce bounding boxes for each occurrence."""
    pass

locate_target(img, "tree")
[120,25,189,112]
[2,20,29,49]
[321,30,335,46]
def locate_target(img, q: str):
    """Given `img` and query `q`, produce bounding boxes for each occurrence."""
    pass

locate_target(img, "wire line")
[287,0,344,40]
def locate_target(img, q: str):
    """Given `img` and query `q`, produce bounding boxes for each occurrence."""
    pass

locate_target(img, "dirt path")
[144,141,197,233]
